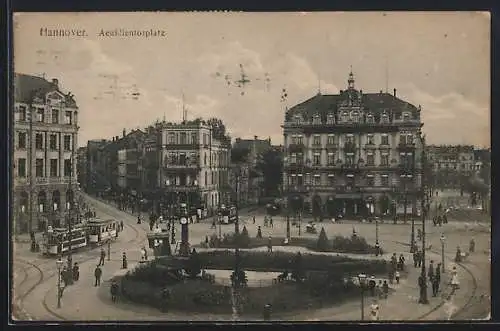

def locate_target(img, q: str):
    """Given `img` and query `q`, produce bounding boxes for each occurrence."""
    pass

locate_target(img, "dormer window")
[294,115,301,125]
[327,113,335,124]
[341,111,349,122]
[402,112,411,122]
[313,114,322,125]
[351,111,359,123]
[366,114,375,124]
[381,113,389,124]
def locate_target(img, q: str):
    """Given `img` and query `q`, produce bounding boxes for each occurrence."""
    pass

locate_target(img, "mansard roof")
[14,73,78,107]
[285,91,419,121]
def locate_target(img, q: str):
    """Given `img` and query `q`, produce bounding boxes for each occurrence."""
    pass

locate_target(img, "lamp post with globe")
[56,258,64,308]
[357,273,367,320]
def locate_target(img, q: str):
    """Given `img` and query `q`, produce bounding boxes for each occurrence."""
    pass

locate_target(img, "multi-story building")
[231,136,272,206]
[116,129,145,193]
[76,146,87,191]
[282,71,424,220]
[427,145,475,190]
[13,74,79,233]
[155,119,231,216]
[85,139,109,194]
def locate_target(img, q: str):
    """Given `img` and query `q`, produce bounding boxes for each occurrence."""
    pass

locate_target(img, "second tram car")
[86,218,118,246]
[42,226,87,256]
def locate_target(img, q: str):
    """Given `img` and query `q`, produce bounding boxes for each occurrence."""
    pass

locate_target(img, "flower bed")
[210,233,382,255]
[156,250,388,274]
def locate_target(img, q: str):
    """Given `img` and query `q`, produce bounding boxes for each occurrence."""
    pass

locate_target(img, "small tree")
[185,249,202,278]
[238,226,250,248]
[291,252,304,282]
[317,227,329,251]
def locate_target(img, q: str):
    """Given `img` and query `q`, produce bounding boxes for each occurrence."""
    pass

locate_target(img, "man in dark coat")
[72,262,80,281]
[413,251,419,268]
[428,260,435,282]
[98,248,106,266]
[94,266,102,286]
[110,280,119,302]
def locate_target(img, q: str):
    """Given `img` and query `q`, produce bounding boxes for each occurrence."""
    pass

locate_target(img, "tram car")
[42,226,88,256]
[86,218,118,246]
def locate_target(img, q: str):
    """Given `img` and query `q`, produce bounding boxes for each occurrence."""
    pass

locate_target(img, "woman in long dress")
[451,266,460,290]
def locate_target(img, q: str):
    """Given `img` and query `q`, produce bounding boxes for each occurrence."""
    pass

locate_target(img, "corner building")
[13,74,79,233]
[282,71,424,220]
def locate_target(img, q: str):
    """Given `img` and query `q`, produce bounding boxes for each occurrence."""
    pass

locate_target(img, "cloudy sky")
[14,12,490,147]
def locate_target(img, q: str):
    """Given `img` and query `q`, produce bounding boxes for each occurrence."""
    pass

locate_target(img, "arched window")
[38,191,47,213]
[52,190,61,211]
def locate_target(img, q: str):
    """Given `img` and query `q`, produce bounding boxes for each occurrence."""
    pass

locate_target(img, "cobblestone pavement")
[12,194,490,321]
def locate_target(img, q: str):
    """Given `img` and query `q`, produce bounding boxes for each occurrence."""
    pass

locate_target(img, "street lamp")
[56,258,64,308]
[357,273,367,320]
[418,133,429,305]
[440,233,446,273]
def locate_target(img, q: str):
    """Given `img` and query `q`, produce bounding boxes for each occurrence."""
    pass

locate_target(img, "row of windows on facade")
[288,152,414,167]
[429,155,474,162]
[289,111,414,125]
[163,170,229,187]
[434,163,476,171]
[16,158,73,178]
[165,152,229,167]
[16,106,75,125]
[17,132,73,151]
[166,132,212,145]
[288,133,415,146]
[287,173,410,187]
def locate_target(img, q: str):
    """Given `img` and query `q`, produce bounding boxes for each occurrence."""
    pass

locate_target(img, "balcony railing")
[341,164,360,171]
[288,143,305,152]
[343,142,357,151]
[398,142,416,150]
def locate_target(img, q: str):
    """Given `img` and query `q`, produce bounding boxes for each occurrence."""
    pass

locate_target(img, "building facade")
[427,145,475,190]
[156,119,231,216]
[282,71,424,220]
[13,74,79,233]
[76,146,87,191]
[231,136,272,206]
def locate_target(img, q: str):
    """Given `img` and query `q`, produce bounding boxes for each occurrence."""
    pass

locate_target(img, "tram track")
[34,194,147,321]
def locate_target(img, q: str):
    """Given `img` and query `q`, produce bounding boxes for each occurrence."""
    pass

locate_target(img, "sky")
[13,12,490,148]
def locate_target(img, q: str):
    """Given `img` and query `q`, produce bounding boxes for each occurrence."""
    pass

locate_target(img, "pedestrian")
[257,226,262,239]
[395,270,400,284]
[443,214,448,224]
[437,215,442,227]
[413,250,418,268]
[435,264,442,292]
[417,250,422,267]
[391,253,398,271]
[144,247,148,261]
[137,215,141,224]
[94,265,102,286]
[388,269,394,284]
[368,276,376,297]
[122,252,128,269]
[455,246,462,263]
[98,248,106,266]
[432,274,439,297]
[270,217,273,228]
[469,238,475,253]
[377,280,383,298]
[253,216,256,224]
[382,280,389,299]
[451,266,460,290]
[398,254,406,271]
[72,262,80,282]
[428,260,435,282]
[110,280,119,302]
[375,243,380,257]
[120,221,124,231]
[267,236,273,253]
[61,266,68,289]
[370,300,380,321]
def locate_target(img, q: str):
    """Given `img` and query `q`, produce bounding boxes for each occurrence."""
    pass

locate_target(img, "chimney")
[393,88,397,97]
[51,78,59,88]
[339,89,343,94]
[360,89,363,95]
[123,129,126,137]
[268,137,271,144]
[254,135,258,140]
[235,138,241,143]
[380,90,383,94]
